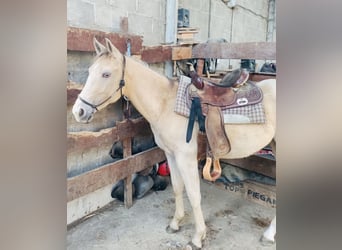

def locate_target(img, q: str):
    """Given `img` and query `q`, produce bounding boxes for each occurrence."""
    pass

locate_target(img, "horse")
[72,38,276,248]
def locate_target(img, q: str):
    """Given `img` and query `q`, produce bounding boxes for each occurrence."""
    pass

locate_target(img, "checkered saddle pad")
[174,76,266,124]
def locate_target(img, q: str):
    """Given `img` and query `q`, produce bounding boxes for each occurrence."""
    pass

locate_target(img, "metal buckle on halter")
[120,79,125,88]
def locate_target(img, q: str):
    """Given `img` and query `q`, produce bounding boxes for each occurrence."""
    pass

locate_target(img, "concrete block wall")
[68,0,276,82]
[67,0,166,46]
[179,0,274,71]
[67,0,167,84]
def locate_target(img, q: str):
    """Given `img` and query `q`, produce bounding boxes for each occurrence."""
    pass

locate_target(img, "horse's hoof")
[185,241,201,250]
[166,225,180,234]
[260,236,275,246]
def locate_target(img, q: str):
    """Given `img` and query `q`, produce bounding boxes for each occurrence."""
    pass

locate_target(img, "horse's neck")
[124,57,175,123]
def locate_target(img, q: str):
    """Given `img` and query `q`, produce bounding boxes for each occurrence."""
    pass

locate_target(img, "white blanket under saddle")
[174,76,266,124]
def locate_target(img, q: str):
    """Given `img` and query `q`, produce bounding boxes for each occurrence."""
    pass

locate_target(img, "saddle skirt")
[188,79,264,115]
[174,76,266,124]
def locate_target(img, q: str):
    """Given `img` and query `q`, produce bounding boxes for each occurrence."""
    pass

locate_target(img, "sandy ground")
[67,180,276,250]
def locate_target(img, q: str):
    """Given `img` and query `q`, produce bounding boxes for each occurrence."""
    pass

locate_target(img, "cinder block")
[67,0,95,27]
[67,51,94,83]
[94,4,113,28]
[129,13,152,35]
[210,16,231,40]
[129,13,165,46]
[137,0,163,19]
[189,10,209,41]
[239,0,268,18]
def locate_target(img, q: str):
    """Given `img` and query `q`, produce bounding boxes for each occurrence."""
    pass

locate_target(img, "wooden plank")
[221,155,276,179]
[122,137,133,208]
[67,82,83,106]
[196,59,205,75]
[249,73,276,82]
[177,27,199,32]
[67,27,143,54]
[67,117,152,154]
[192,42,276,60]
[141,45,172,63]
[244,180,276,208]
[67,147,166,201]
[215,180,276,208]
[124,175,133,208]
[177,33,194,40]
[172,46,192,60]
[67,28,275,63]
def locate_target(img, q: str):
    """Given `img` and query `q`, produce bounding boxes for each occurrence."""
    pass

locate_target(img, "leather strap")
[78,55,126,111]
[186,97,205,143]
[205,105,231,157]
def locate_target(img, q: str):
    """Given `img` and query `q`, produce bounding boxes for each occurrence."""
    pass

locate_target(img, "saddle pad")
[175,76,266,124]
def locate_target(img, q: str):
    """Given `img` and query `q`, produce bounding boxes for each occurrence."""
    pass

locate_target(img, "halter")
[78,55,126,111]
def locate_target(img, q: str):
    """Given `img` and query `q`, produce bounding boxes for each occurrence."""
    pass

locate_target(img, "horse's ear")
[105,38,121,58]
[93,37,106,55]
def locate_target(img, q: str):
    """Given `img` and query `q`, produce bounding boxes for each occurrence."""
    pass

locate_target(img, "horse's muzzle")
[72,99,95,123]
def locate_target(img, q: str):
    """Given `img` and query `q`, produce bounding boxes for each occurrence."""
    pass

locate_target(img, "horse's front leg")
[176,153,206,248]
[165,154,185,232]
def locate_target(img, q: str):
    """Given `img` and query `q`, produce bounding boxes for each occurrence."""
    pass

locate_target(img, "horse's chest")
[150,125,177,155]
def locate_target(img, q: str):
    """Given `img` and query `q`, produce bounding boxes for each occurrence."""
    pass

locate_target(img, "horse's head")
[72,38,125,123]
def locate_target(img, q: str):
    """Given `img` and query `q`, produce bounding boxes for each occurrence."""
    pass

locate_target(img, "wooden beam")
[141,45,172,63]
[249,73,276,82]
[196,59,205,75]
[67,147,166,201]
[172,46,192,60]
[192,42,276,60]
[67,28,275,63]
[122,137,133,208]
[67,117,152,154]
[67,82,82,106]
[67,27,143,54]
[221,155,276,179]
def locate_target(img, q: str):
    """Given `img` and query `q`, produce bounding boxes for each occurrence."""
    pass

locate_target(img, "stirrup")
[202,157,222,182]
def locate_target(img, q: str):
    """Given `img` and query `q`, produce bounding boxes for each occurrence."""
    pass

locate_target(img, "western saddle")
[186,67,263,181]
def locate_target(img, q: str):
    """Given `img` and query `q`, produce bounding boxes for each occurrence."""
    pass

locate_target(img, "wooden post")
[122,137,133,208]
[196,59,205,76]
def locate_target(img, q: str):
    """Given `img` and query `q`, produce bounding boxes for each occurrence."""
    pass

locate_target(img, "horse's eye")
[102,72,111,78]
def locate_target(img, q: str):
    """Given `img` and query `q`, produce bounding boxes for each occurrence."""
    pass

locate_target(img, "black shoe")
[111,180,124,202]
[133,175,154,199]
[151,175,169,191]
[111,179,136,202]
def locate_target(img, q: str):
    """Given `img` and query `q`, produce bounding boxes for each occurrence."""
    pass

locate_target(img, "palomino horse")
[72,38,276,248]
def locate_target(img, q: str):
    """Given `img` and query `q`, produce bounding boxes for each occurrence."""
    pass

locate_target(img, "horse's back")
[222,79,276,159]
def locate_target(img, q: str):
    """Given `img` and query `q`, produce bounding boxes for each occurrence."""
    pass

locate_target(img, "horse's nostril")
[79,108,84,117]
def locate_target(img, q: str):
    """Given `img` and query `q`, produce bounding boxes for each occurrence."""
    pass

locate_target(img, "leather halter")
[78,55,126,111]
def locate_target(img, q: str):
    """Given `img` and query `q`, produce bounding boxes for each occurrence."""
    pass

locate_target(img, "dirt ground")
[67,180,276,250]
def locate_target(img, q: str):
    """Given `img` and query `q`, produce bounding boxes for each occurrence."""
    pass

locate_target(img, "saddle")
[186,68,263,181]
